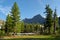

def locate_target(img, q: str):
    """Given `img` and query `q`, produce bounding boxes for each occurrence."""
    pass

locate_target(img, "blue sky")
[0,0,60,20]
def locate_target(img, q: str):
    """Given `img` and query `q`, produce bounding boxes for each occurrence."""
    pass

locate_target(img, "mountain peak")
[33,14,42,19]
[23,14,45,24]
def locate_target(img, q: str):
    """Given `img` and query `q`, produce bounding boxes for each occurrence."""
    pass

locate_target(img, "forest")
[0,2,60,40]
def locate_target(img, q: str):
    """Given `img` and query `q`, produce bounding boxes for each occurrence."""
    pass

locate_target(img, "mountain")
[23,14,45,24]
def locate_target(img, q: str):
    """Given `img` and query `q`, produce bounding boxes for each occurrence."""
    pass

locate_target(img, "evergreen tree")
[45,5,53,34]
[5,14,13,35]
[53,9,58,34]
[58,17,60,34]
[11,2,21,33]
[21,21,24,33]
[59,17,60,25]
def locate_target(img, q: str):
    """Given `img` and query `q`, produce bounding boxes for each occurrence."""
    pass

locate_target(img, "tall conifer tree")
[53,9,58,34]
[45,5,53,33]
[11,2,21,33]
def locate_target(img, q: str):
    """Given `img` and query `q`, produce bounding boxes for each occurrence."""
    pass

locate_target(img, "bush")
[0,30,5,38]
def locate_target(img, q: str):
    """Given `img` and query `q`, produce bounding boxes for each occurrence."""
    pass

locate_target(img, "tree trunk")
[53,21,56,34]
[48,27,50,34]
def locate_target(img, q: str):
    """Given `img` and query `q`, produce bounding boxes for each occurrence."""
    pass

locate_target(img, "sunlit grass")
[3,35,54,39]
[0,35,60,40]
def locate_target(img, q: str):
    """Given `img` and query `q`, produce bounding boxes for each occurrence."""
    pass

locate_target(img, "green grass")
[2,38,60,40]
[0,35,60,40]
[3,35,54,39]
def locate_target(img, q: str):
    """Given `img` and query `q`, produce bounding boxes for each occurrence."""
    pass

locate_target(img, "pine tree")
[11,2,21,33]
[21,21,24,33]
[5,14,13,35]
[59,17,60,34]
[53,8,58,34]
[45,5,53,34]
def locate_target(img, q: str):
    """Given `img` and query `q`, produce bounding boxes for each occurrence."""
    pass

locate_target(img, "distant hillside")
[23,14,45,24]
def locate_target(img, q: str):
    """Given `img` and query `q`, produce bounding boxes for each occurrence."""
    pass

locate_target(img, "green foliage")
[45,5,53,27]
[0,30,5,36]
[53,9,59,34]
[5,2,21,35]
[58,17,60,34]
[15,21,21,33]
[25,24,32,32]
[10,2,21,33]
[5,14,13,34]
[21,21,24,32]
[44,5,53,33]
[22,23,43,33]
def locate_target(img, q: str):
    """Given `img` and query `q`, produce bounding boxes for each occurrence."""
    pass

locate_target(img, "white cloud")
[0,5,11,15]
